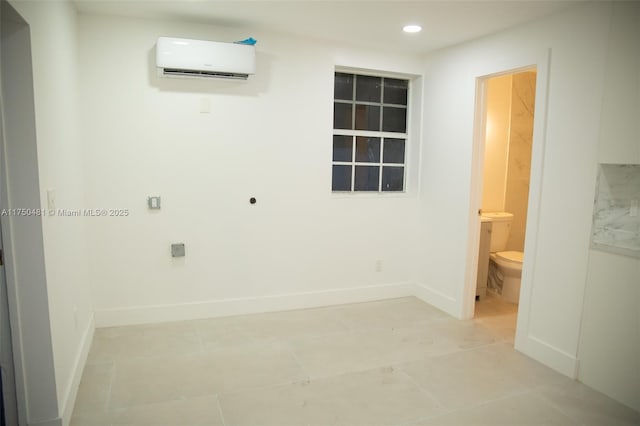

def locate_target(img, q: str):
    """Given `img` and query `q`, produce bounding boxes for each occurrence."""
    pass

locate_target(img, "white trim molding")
[515,332,579,378]
[412,283,459,319]
[60,314,95,426]
[94,282,416,327]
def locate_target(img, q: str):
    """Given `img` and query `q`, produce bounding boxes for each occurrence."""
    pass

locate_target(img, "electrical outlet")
[148,196,161,210]
[375,260,383,272]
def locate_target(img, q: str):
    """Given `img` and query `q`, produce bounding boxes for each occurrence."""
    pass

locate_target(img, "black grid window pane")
[333,135,353,162]
[355,104,380,131]
[332,165,352,191]
[383,138,405,164]
[382,166,404,191]
[383,78,408,105]
[355,75,382,102]
[334,73,354,101]
[334,102,353,129]
[355,137,381,163]
[354,166,380,191]
[332,72,409,193]
[382,106,407,133]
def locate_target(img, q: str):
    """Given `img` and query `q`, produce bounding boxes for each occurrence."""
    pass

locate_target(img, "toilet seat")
[496,251,523,264]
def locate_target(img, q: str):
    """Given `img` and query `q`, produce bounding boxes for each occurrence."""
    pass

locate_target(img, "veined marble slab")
[591,164,640,258]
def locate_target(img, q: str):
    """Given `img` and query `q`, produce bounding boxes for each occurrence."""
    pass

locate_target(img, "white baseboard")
[92,282,578,382]
[414,283,579,379]
[29,416,62,426]
[515,332,579,378]
[59,313,95,426]
[94,282,416,327]
[413,283,459,318]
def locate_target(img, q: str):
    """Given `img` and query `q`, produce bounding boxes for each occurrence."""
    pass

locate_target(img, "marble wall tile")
[591,164,640,258]
[505,71,536,252]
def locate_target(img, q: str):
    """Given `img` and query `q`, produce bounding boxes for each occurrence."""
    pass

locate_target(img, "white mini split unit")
[156,37,256,80]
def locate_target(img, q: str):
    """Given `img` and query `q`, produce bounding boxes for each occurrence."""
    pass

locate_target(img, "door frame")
[1,0,53,423]
[0,44,19,426]
[462,50,552,351]
[0,5,23,422]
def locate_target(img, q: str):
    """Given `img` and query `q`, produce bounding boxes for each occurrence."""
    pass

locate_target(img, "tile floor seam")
[526,389,588,425]
[327,309,352,331]
[531,384,595,426]
[285,342,313,381]
[393,363,449,414]
[215,394,228,426]
[192,320,208,355]
[109,393,222,415]
[292,327,359,344]
[104,362,116,413]
[215,376,311,400]
[417,339,504,362]
[394,347,571,421]
[216,361,439,402]
[395,411,445,426]
[109,362,307,413]
[228,319,257,345]
[399,387,546,426]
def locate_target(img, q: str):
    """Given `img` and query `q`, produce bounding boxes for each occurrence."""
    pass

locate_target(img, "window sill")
[330,191,411,199]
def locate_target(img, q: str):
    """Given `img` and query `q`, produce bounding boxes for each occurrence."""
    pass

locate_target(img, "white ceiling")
[73,0,584,54]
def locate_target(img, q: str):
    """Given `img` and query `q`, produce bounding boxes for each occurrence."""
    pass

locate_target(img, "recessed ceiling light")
[403,24,422,33]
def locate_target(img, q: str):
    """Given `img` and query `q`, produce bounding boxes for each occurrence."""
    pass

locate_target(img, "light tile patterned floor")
[71,295,640,425]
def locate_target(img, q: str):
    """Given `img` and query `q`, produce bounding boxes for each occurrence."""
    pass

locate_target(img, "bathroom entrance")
[471,69,537,338]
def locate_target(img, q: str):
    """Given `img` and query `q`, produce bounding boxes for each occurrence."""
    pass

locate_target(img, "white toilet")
[482,212,524,304]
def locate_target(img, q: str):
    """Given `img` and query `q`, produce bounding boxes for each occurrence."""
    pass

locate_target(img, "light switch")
[148,196,161,210]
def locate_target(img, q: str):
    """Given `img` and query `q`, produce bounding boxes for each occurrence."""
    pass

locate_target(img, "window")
[332,72,408,192]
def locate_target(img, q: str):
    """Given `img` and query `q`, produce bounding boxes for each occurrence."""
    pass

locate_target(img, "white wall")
[481,75,511,213]
[8,0,94,424]
[78,14,424,326]
[416,1,612,377]
[577,1,640,412]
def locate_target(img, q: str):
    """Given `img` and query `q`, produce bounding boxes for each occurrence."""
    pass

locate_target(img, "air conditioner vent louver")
[162,68,250,80]
[156,37,255,80]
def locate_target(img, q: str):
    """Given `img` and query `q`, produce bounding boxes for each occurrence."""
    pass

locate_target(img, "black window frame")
[332,72,408,193]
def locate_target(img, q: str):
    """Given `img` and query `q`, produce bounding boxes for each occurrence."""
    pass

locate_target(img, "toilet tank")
[482,212,513,252]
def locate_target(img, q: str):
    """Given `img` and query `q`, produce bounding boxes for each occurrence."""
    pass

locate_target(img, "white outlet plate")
[148,196,161,210]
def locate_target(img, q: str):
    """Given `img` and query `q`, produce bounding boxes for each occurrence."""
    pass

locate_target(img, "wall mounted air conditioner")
[156,37,256,80]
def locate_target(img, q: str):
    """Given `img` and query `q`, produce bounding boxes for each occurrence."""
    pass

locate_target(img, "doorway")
[471,69,537,342]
